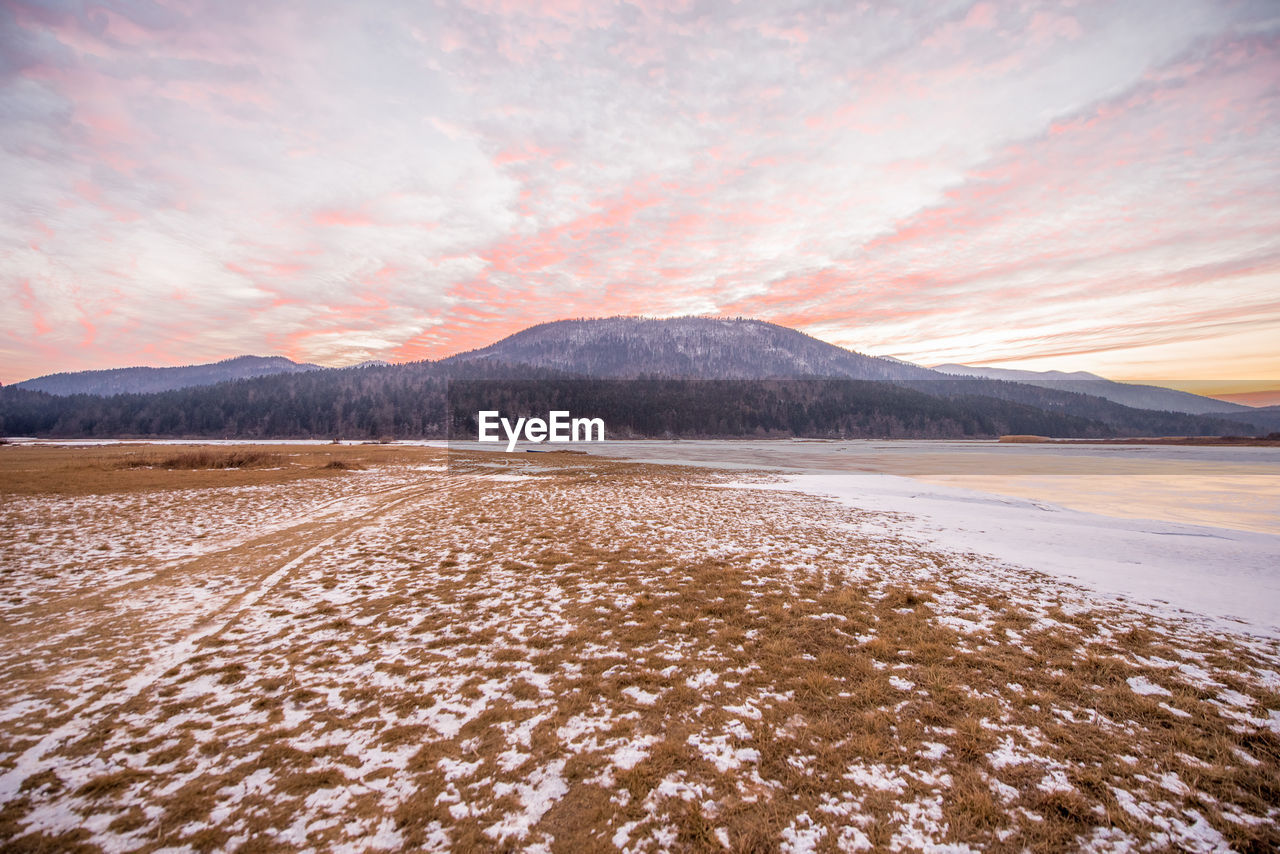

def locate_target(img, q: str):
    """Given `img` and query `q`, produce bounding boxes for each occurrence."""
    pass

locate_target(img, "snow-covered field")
[0,445,1277,851]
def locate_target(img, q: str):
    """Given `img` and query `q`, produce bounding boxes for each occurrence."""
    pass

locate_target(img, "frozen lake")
[577,439,1280,535]
[577,439,1280,636]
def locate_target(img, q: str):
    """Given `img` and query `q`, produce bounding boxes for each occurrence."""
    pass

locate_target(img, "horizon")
[3,1,1278,389]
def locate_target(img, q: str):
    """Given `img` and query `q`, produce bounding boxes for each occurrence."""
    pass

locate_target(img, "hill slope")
[931,364,1248,415]
[1203,405,1280,434]
[16,355,322,396]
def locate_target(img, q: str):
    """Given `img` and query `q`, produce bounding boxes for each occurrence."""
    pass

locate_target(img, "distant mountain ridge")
[1212,404,1280,433]
[931,364,1249,416]
[16,320,1259,419]
[2,316,1265,440]
[16,355,320,396]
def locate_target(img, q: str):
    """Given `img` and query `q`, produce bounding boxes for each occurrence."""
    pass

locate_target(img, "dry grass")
[0,443,428,496]
[117,450,283,470]
[0,445,1276,851]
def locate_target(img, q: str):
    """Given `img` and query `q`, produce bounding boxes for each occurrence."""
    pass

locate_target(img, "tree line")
[0,362,1257,440]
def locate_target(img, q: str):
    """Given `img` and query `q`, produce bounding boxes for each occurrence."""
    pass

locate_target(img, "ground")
[0,444,1277,852]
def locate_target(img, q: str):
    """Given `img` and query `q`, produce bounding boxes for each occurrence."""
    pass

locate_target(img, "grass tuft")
[118,450,282,470]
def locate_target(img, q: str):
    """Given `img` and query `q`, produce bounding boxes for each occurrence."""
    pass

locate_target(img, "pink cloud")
[963,3,998,30]
[313,209,376,227]
[14,280,52,337]
[1027,11,1082,46]
[3,1,1277,382]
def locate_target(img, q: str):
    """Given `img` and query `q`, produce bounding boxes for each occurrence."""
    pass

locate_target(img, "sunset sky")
[2,0,1278,388]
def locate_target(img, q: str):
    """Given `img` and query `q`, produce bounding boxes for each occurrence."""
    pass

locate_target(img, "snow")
[1109,788,1233,851]
[622,686,660,706]
[686,670,718,689]
[843,764,908,794]
[918,742,948,761]
[1217,689,1254,708]
[1127,676,1172,697]
[612,737,658,771]
[485,761,568,842]
[743,473,1280,638]
[687,733,760,774]
[780,813,826,853]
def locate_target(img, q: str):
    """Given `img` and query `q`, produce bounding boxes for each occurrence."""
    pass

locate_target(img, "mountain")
[447,317,937,381]
[0,317,1263,440]
[15,355,322,396]
[445,319,1246,434]
[931,364,1249,415]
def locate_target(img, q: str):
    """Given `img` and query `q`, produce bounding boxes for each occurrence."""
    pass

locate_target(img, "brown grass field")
[0,443,1277,852]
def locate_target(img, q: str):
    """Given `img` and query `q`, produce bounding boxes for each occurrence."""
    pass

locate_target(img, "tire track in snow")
[0,475,465,802]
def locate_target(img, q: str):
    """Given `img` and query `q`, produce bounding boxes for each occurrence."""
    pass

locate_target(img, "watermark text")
[477,410,605,452]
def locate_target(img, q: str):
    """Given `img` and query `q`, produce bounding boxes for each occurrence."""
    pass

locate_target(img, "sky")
[2,0,1278,389]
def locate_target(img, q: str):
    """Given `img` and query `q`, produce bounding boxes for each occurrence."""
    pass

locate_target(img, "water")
[579,439,1280,535]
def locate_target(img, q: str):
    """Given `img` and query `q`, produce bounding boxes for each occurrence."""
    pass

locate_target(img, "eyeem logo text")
[477,410,605,452]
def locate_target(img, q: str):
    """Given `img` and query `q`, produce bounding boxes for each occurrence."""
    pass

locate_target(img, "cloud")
[1,0,1277,382]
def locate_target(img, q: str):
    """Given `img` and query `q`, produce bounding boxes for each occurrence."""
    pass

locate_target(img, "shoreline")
[8,433,1280,446]
[1000,434,1280,446]
[744,473,1280,640]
